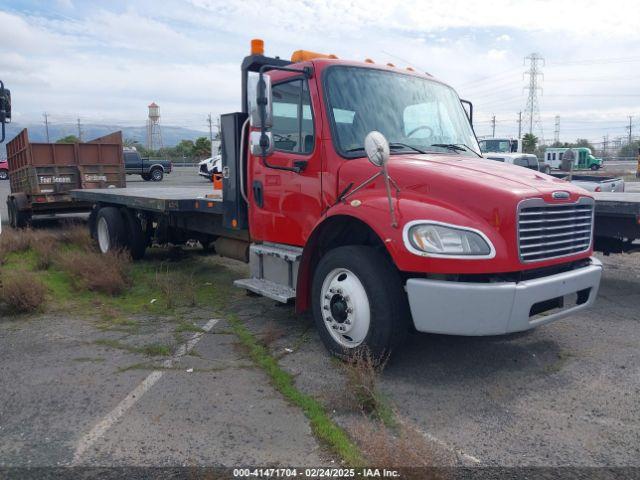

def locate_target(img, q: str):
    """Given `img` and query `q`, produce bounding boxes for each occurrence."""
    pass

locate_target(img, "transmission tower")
[146,102,164,152]
[523,53,544,138]
[554,115,560,144]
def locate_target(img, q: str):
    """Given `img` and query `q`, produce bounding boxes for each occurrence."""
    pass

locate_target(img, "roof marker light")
[364,58,374,63]
[291,50,338,62]
[251,39,264,56]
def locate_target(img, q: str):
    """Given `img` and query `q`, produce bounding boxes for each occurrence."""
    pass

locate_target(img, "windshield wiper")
[389,143,427,154]
[430,143,482,158]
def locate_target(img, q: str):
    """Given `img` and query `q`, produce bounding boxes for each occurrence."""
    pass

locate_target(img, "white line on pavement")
[71,318,219,465]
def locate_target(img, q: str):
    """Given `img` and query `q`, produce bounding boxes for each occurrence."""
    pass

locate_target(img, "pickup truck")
[123,148,172,181]
[0,160,8,180]
[550,173,625,193]
[72,41,603,360]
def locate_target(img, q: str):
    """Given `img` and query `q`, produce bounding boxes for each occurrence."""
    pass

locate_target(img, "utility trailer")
[6,129,125,228]
[592,192,640,254]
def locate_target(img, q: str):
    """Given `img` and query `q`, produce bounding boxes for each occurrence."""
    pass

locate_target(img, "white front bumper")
[406,257,602,336]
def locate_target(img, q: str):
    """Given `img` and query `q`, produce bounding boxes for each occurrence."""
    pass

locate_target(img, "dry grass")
[341,348,389,417]
[349,418,453,470]
[31,234,58,270]
[155,267,199,308]
[58,223,94,251]
[155,266,176,309]
[259,320,286,347]
[0,228,33,263]
[0,270,47,314]
[56,249,131,295]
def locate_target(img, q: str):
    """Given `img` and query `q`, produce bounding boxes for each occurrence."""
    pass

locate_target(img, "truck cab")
[230,43,602,357]
[478,137,521,154]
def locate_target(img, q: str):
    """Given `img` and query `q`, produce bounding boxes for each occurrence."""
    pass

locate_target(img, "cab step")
[234,242,303,303]
[233,278,296,303]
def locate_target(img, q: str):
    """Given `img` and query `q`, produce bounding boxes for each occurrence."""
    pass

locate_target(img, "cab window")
[271,80,314,154]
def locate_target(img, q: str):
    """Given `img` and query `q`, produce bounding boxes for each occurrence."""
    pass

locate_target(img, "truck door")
[124,151,141,174]
[248,75,323,246]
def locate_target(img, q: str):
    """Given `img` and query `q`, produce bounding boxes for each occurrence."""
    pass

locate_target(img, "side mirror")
[250,131,274,156]
[364,131,390,167]
[247,72,272,128]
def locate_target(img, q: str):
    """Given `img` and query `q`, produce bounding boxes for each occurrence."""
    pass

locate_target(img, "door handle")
[252,180,264,208]
[293,160,308,173]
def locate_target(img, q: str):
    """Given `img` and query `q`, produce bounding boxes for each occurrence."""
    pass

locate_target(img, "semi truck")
[72,40,603,359]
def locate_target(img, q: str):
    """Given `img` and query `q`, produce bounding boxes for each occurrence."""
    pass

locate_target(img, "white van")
[484,153,548,173]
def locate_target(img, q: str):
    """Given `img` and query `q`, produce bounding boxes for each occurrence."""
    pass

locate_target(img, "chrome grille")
[518,197,594,262]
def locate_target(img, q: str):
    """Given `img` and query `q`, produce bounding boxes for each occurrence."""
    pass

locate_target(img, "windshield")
[324,66,480,157]
[479,139,511,153]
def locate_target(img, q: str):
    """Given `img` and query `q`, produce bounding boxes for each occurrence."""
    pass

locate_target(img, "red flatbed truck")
[72,41,603,359]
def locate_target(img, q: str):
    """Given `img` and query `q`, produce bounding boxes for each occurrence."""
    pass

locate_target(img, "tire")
[0,169,8,180]
[95,207,126,254]
[590,164,600,171]
[121,208,147,260]
[141,173,152,181]
[311,245,409,360]
[544,165,551,174]
[7,198,31,229]
[150,168,164,182]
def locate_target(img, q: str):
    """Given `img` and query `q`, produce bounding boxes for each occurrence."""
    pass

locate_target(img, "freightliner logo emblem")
[552,191,570,199]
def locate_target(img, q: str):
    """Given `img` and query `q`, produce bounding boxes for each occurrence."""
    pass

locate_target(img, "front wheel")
[543,165,551,174]
[590,164,600,171]
[0,169,8,180]
[311,245,409,360]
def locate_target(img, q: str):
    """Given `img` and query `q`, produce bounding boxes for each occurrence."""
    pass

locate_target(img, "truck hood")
[337,153,591,223]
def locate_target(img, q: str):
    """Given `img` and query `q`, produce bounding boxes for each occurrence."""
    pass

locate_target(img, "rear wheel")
[141,173,152,181]
[543,165,551,174]
[150,168,164,182]
[0,169,8,180]
[7,198,31,229]
[96,207,126,254]
[590,164,600,171]
[311,245,408,360]
[121,208,147,260]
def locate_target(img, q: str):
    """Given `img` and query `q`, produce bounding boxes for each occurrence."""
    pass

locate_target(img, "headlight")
[404,222,494,258]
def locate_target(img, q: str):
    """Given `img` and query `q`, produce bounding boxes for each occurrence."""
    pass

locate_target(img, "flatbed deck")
[71,187,224,214]
[592,192,640,216]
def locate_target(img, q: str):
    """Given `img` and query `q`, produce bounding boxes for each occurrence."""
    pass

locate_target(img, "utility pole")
[207,113,214,156]
[602,134,609,159]
[77,117,83,142]
[491,115,496,137]
[554,115,560,144]
[517,111,522,139]
[43,112,50,143]
[627,116,633,145]
[523,53,544,137]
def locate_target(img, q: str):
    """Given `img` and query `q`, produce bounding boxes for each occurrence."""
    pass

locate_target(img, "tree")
[56,135,80,144]
[192,136,212,159]
[522,133,538,153]
[619,140,640,158]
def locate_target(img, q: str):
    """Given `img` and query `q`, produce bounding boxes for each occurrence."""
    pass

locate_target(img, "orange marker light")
[406,67,415,71]
[386,63,395,67]
[364,58,374,63]
[291,50,338,62]
[232,219,238,228]
[251,38,264,56]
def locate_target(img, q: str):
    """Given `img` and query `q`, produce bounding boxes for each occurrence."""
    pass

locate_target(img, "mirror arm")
[0,80,5,143]
[460,99,473,126]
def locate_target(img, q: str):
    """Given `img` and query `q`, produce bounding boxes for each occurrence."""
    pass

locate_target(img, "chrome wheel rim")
[0,171,7,180]
[97,217,110,253]
[320,268,370,348]
[152,170,162,180]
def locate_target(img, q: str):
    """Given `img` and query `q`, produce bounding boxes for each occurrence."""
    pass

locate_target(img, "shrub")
[0,228,33,264]
[56,249,131,295]
[31,234,58,270]
[0,270,47,314]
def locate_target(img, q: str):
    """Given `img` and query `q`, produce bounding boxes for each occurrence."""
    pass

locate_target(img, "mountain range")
[1,123,209,159]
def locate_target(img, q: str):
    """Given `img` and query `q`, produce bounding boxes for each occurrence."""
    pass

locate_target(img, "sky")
[1,0,639,145]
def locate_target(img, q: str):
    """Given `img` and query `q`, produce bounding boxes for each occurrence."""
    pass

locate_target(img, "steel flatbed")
[71,186,248,244]
[592,192,640,253]
[71,187,224,214]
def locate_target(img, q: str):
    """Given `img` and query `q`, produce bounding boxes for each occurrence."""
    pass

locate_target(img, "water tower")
[146,102,164,151]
